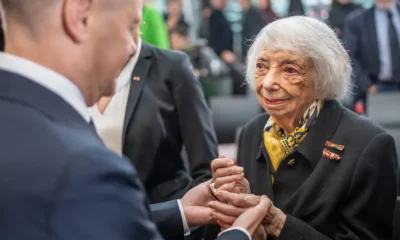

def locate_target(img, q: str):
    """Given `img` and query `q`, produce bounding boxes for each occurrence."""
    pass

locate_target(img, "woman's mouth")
[264,98,289,106]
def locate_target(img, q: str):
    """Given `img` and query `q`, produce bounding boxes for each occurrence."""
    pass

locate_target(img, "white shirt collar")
[0,52,90,122]
[115,38,142,93]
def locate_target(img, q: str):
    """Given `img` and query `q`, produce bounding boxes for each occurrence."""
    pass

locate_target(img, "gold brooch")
[325,141,344,151]
[133,76,140,81]
[323,148,341,161]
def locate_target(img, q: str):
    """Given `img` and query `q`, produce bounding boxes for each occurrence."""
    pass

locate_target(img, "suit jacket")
[209,9,234,56]
[343,6,400,94]
[123,43,218,204]
[0,70,246,240]
[241,6,265,59]
[237,100,398,240]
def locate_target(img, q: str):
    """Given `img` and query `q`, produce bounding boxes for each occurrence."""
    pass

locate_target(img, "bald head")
[1,0,59,25]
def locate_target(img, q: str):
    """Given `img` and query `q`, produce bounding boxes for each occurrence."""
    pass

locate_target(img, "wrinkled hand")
[209,190,261,227]
[218,196,270,238]
[209,190,286,238]
[180,179,216,226]
[211,156,250,194]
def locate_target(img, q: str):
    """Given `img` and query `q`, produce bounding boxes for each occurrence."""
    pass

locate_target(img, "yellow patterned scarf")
[263,100,324,175]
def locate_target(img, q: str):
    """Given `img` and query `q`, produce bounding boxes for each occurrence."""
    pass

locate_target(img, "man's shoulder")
[145,43,188,64]
[346,7,369,24]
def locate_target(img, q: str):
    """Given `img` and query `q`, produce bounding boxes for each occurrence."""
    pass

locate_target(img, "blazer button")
[287,159,296,166]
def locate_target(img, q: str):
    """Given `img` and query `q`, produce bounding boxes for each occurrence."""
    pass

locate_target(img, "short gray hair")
[246,16,352,100]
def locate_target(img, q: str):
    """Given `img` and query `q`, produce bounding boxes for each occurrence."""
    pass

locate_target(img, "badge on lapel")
[133,76,140,81]
[323,141,344,161]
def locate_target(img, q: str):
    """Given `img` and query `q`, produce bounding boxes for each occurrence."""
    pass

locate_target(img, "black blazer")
[241,6,265,59]
[0,70,172,240]
[0,70,242,240]
[343,6,400,94]
[123,43,218,204]
[209,9,234,56]
[237,100,398,239]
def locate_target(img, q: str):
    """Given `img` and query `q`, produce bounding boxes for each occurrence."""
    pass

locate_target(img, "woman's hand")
[210,155,250,194]
[209,190,287,238]
[217,196,270,239]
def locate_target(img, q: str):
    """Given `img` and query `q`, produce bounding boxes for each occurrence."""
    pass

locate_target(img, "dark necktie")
[387,11,400,80]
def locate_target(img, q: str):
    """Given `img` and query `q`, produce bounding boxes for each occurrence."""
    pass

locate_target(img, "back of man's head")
[1,0,142,106]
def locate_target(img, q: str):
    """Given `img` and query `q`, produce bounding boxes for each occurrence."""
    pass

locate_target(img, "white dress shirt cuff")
[221,227,251,240]
[177,199,191,236]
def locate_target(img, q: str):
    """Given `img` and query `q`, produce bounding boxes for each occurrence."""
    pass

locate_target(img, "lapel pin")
[133,76,140,81]
[325,141,344,151]
[323,148,341,161]
[287,159,296,166]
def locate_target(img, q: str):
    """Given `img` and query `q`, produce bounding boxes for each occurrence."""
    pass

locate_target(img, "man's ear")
[62,0,93,43]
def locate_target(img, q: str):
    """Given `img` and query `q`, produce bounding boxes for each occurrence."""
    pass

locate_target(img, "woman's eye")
[256,63,266,70]
[285,67,298,74]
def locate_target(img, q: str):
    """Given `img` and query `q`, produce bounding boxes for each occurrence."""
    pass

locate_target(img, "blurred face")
[170,32,188,50]
[168,1,182,16]
[259,0,271,9]
[376,0,396,9]
[337,0,351,4]
[213,0,227,9]
[238,0,249,8]
[79,0,141,101]
[255,49,316,122]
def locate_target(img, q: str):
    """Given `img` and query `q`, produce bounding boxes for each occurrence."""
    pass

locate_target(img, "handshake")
[180,156,287,239]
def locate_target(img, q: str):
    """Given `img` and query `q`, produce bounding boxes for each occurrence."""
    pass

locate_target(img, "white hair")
[246,16,353,100]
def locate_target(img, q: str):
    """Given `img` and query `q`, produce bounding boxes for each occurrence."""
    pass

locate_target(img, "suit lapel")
[123,43,152,141]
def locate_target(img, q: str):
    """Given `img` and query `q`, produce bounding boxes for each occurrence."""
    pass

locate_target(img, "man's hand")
[220,196,270,237]
[368,84,378,95]
[209,190,286,238]
[180,179,216,226]
[221,50,237,64]
[211,156,250,194]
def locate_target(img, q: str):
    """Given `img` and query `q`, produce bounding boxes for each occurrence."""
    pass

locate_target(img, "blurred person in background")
[209,16,398,240]
[328,0,361,39]
[169,23,230,82]
[343,0,400,112]
[199,2,213,41]
[141,0,170,49]
[164,0,187,31]
[258,0,279,25]
[238,0,265,62]
[288,0,305,16]
[209,0,235,64]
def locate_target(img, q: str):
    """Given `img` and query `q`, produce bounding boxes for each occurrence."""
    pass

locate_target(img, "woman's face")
[255,49,317,121]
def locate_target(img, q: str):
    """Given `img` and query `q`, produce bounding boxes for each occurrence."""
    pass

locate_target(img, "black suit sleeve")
[216,229,250,240]
[52,147,163,240]
[342,13,372,93]
[170,53,218,187]
[278,133,398,240]
[150,200,184,240]
[209,12,232,56]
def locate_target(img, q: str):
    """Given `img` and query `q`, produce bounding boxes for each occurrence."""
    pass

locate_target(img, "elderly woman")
[209,16,398,239]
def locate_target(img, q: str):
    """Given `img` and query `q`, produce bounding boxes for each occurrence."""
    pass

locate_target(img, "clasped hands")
[180,155,286,239]
[209,156,286,239]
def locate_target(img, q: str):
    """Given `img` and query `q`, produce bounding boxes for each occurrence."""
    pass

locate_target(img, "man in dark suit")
[343,0,400,109]
[0,0,268,240]
[90,39,218,204]
[209,0,235,63]
[238,0,265,61]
